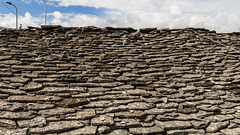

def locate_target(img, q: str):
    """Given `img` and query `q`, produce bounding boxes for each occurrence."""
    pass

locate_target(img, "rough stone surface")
[0,27,239,134]
[59,126,97,135]
[206,121,230,133]
[38,107,75,117]
[155,121,192,130]
[29,121,84,134]
[0,127,27,135]
[129,126,164,134]
[17,116,46,128]
[91,115,114,126]
[65,109,96,120]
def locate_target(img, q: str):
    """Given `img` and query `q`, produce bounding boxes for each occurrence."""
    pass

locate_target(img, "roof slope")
[0,26,240,135]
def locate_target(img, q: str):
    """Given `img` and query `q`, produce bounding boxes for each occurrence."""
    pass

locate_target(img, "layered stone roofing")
[0,26,240,135]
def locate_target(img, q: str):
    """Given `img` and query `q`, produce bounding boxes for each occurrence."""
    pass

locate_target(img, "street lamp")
[43,0,47,25]
[6,1,18,29]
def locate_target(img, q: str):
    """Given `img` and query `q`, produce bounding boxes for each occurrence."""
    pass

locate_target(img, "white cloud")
[1,0,240,32]
[45,0,240,32]
[49,11,103,27]
[0,12,42,28]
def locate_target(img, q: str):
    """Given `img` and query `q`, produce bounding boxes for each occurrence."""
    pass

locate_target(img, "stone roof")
[0,26,240,135]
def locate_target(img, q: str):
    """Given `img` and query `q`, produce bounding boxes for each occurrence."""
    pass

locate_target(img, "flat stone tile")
[56,98,89,108]
[115,118,141,128]
[127,102,154,110]
[91,115,114,126]
[220,128,240,135]
[84,101,113,108]
[167,129,205,135]
[0,119,17,129]
[27,103,55,110]
[0,111,35,120]
[109,129,129,135]
[7,95,62,102]
[0,127,27,135]
[59,126,97,135]
[17,116,46,128]
[206,121,230,133]
[20,82,43,91]
[38,107,75,117]
[29,121,84,134]
[0,100,24,111]
[65,109,96,120]
[155,120,192,130]
[129,126,164,134]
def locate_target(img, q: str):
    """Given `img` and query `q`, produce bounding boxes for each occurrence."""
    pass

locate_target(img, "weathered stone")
[0,89,26,95]
[20,82,43,91]
[129,126,164,134]
[115,110,146,119]
[0,119,17,129]
[2,77,30,83]
[155,120,192,130]
[200,100,224,105]
[0,94,9,99]
[0,82,16,89]
[191,120,210,129]
[178,102,198,114]
[144,108,167,115]
[39,87,86,93]
[115,118,141,128]
[109,129,129,135]
[0,56,11,61]
[127,102,154,110]
[98,126,111,134]
[38,107,75,117]
[113,99,134,105]
[157,102,179,109]
[102,105,127,113]
[225,97,240,103]
[56,63,76,67]
[91,115,114,126]
[59,126,97,135]
[65,109,96,120]
[206,121,230,133]
[88,87,110,92]
[17,116,46,128]
[179,85,199,94]
[220,128,240,135]
[0,127,27,135]
[27,103,55,110]
[126,89,147,96]
[30,121,84,134]
[167,129,205,135]
[84,101,113,108]
[188,111,215,119]
[0,111,35,120]
[0,100,24,111]
[7,95,62,102]
[56,98,89,107]
[206,115,235,122]
[219,102,238,109]
[197,105,221,112]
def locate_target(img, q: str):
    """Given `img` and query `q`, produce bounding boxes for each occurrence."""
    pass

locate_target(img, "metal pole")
[12,4,18,29]
[6,1,18,29]
[43,0,47,25]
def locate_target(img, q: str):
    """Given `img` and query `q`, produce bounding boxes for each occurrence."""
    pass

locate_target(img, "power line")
[1,0,28,27]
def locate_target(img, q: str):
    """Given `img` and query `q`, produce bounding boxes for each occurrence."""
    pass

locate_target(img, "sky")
[0,0,240,33]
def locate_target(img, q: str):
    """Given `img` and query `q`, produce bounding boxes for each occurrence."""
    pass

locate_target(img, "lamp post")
[6,1,18,29]
[43,0,47,25]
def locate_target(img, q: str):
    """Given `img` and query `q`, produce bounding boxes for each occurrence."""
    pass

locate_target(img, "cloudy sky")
[0,0,240,32]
